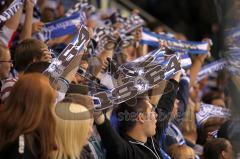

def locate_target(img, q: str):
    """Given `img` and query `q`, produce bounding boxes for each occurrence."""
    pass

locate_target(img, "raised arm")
[189,54,208,86]
[94,112,130,158]
[20,0,34,41]
[190,38,211,86]
[173,75,190,126]
[154,71,181,141]
[0,4,23,47]
[4,4,23,30]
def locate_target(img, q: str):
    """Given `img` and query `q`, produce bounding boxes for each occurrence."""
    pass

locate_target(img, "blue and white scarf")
[41,12,85,41]
[196,103,231,126]
[197,59,226,82]
[0,0,24,24]
[166,122,186,145]
[141,28,210,54]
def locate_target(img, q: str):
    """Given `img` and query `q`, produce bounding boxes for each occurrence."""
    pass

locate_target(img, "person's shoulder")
[3,77,18,82]
[1,77,18,103]
[2,77,18,88]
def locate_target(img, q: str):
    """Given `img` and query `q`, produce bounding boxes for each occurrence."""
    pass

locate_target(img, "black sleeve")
[154,79,179,142]
[96,119,131,159]
[173,78,190,126]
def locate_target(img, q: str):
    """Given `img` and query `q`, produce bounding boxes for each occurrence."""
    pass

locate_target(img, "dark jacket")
[96,79,179,159]
[162,77,190,149]
[0,138,38,159]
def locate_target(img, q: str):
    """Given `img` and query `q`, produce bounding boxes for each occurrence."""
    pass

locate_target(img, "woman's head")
[2,73,56,131]
[52,94,93,159]
[0,73,56,159]
[168,144,195,159]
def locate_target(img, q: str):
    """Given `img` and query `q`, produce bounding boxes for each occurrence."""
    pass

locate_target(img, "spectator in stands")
[164,77,189,149]
[0,73,56,159]
[202,91,226,108]
[181,102,203,156]
[93,72,181,159]
[0,45,13,105]
[197,91,228,145]
[14,38,52,72]
[0,45,12,80]
[0,0,23,47]
[0,39,52,104]
[51,94,93,159]
[164,51,209,150]
[0,45,13,80]
[0,0,36,47]
[167,144,195,159]
[59,94,106,159]
[204,138,233,159]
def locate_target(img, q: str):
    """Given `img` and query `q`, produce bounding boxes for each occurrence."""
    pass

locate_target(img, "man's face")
[140,100,158,137]
[0,50,12,79]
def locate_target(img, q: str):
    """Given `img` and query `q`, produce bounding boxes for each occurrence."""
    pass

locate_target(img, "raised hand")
[32,21,44,33]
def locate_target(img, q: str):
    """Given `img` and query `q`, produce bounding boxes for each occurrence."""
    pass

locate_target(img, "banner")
[113,48,190,80]
[141,28,210,54]
[0,0,24,24]
[196,103,231,126]
[92,48,182,111]
[42,13,85,41]
[55,50,181,119]
[43,25,90,92]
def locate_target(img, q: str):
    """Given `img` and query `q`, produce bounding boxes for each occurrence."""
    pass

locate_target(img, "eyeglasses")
[0,60,13,63]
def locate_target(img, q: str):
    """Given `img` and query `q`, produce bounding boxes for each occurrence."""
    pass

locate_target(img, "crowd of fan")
[0,0,238,159]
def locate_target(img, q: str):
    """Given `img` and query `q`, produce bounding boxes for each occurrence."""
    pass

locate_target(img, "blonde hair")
[51,102,93,159]
[168,144,195,159]
[181,100,199,141]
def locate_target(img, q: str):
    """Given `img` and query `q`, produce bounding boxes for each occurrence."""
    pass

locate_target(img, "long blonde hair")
[51,95,93,159]
[181,99,199,143]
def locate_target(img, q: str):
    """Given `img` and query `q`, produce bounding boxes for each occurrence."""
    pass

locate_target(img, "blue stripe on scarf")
[43,13,82,40]
[141,28,209,54]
